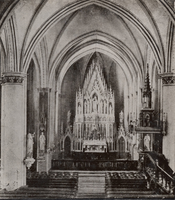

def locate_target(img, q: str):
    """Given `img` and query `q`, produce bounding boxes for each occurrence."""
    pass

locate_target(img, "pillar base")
[37,157,46,173]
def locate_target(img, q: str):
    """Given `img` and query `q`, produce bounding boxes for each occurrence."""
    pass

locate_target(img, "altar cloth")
[83,139,107,152]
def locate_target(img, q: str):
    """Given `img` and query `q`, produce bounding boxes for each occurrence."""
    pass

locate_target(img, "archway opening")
[118,137,125,158]
[64,136,71,158]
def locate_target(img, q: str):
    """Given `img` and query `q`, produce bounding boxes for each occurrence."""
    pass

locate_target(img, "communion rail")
[51,159,138,170]
[143,152,175,195]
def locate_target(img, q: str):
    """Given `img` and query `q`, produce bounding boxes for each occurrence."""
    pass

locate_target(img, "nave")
[0,1,175,199]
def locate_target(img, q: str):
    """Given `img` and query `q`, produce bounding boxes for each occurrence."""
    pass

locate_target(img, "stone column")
[1,72,26,191]
[37,88,49,173]
[161,73,175,171]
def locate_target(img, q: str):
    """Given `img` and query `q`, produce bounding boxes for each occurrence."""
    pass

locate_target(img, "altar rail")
[72,152,130,160]
[51,159,138,171]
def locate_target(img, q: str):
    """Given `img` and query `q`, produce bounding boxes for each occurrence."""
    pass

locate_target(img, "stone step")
[77,173,106,197]
[77,194,106,198]
[22,187,76,191]
[0,193,76,198]
[107,190,155,194]
[78,190,105,194]
[78,181,105,184]
[106,194,175,199]
[79,173,105,177]
[0,191,76,196]
[78,184,105,188]
[79,180,105,183]
[106,187,148,191]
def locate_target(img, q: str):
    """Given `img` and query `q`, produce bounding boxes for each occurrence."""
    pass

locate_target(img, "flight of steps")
[76,172,106,198]
[0,171,174,199]
[0,187,76,199]
[105,171,170,199]
[0,171,78,199]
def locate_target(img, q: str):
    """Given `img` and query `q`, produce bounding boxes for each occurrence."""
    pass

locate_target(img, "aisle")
[76,171,106,198]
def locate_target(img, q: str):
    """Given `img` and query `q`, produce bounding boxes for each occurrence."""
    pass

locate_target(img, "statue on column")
[24,132,35,169]
[40,131,46,155]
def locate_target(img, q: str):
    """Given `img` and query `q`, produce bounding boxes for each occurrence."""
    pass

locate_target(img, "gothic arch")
[118,136,126,152]
[22,0,163,72]
[49,31,143,84]
[0,37,6,75]
[54,38,141,91]
[31,54,41,88]
[54,40,142,133]
[63,134,72,152]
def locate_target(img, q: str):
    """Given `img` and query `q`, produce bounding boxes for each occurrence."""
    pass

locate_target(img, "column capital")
[159,73,175,85]
[37,87,51,93]
[2,72,27,84]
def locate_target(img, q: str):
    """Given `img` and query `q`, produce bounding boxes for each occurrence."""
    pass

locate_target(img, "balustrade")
[156,165,174,194]
[142,153,175,195]
[51,159,138,171]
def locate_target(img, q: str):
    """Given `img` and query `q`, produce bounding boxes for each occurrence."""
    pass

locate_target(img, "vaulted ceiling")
[0,0,175,87]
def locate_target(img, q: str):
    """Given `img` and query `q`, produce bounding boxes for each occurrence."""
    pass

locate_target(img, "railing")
[52,159,138,171]
[143,153,175,195]
[156,164,174,194]
[71,152,130,160]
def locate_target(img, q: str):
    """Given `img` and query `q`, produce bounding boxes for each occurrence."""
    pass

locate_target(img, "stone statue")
[67,110,71,125]
[145,114,150,127]
[144,134,150,151]
[92,96,98,112]
[27,133,34,158]
[109,104,113,114]
[40,132,46,153]
[119,111,124,124]
[78,103,81,114]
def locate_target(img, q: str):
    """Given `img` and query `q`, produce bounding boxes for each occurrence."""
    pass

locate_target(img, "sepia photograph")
[0,0,175,199]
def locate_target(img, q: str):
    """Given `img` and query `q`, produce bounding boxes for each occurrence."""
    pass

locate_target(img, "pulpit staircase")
[76,171,106,198]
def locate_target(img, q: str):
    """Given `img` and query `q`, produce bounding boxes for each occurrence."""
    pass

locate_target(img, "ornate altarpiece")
[72,58,116,152]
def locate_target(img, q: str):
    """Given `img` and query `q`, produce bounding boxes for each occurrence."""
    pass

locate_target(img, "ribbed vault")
[21,0,167,74]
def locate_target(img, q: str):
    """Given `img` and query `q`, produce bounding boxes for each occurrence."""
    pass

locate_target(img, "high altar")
[72,57,115,152]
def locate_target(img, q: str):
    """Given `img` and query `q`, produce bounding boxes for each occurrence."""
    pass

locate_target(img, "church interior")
[0,0,175,198]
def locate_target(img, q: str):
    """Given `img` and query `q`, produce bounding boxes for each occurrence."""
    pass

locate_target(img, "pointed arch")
[0,37,6,75]
[22,0,162,72]
[118,136,126,153]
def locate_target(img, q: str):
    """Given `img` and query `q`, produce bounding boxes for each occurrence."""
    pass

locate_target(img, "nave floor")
[0,171,174,199]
